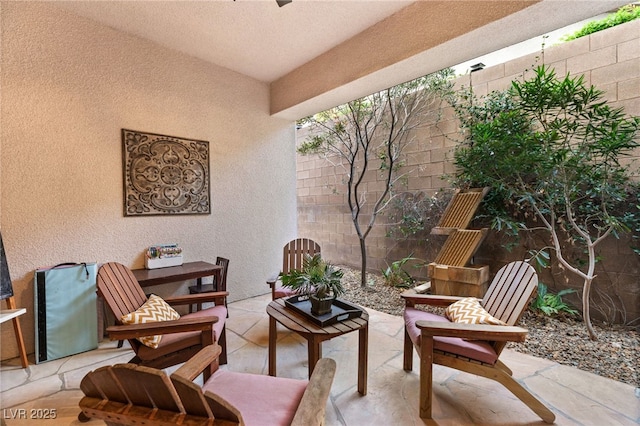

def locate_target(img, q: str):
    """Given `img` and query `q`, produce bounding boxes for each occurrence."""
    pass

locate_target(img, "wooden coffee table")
[267,298,369,395]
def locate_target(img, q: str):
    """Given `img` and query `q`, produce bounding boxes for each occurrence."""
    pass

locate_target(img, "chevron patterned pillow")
[121,294,181,348]
[445,297,506,326]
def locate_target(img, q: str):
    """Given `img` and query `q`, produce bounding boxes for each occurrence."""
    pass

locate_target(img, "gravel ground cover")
[338,266,639,387]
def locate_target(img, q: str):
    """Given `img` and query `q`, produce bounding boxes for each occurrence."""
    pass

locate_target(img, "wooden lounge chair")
[402,261,555,423]
[432,228,488,267]
[428,228,490,297]
[426,187,491,298]
[97,262,228,375]
[79,343,336,426]
[430,187,489,235]
[267,238,321,300]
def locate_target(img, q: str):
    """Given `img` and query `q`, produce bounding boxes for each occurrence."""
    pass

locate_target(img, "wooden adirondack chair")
[402,261,555,423]
[79,343,336,426]
[266,238,321,300]
[97,262,228,375]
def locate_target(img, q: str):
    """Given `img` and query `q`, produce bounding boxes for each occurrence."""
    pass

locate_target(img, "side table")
[267,298,369,395]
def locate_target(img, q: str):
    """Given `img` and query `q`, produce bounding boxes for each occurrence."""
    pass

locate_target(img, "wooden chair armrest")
[416,320,528,342]
[164,292,229,306]
[291,358,337,426]
[266,273,280,287]
[106,316,217,341]
[172,344,222,382]
[401,291,465,307]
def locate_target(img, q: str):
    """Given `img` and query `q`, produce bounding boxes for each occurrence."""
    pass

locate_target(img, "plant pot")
[310,294,334,316]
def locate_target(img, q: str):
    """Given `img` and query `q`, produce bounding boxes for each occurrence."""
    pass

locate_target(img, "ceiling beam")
[270,0,627,121]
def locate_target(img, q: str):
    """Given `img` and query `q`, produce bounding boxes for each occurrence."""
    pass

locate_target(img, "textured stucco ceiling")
[53,0,628,120]
[53,0,414,83]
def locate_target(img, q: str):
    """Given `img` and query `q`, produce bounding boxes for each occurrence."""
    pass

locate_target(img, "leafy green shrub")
[386,190,452,240]
[562,4,640,41]
[622,185,640,255]
[382,256,418,288]
[448,64,640,339]
[531,283,579,316]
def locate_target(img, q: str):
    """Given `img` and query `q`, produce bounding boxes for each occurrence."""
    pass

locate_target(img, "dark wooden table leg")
[358,323,368,395]
[307,336,322,378]
[196,278,203,312]
[268,315,277,376]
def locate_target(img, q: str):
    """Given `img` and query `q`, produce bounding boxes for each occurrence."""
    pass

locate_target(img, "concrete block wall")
[297,20,640,322]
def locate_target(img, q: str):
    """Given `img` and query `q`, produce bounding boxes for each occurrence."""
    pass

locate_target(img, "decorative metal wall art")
[122,129,211,216]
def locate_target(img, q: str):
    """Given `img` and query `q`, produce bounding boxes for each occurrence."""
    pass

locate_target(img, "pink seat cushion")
[203,370,308,426]
[273,285,297,299]
[404,307,498,365]
[137,305,227,361]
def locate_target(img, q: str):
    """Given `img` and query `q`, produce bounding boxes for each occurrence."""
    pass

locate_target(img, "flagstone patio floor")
[1,294,638,425]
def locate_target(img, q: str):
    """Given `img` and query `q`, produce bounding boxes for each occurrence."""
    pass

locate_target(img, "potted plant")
[279,254,345,315]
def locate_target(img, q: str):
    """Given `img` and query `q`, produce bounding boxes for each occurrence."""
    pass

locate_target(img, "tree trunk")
[359,237,367,287]
[539,206,600,341]
[582,277,597,340]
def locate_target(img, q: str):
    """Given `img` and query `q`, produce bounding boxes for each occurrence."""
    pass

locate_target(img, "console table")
[132,261,224,314]
[132,261,223,291]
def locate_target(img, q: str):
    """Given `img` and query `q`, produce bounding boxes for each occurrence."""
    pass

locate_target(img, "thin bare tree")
[298,70,453,286]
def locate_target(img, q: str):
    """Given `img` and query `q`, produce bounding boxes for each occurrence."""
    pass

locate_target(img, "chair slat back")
[204,390,244,424]
[482,261,538,326]
[433,229,488,266]
[216,257,230,292]
[111,364,184,413]
[97,262,147,320]
[171,374,214,419]
[80,365,128,403]
[283,238,321,274]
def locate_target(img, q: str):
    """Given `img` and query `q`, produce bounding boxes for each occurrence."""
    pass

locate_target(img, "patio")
[1,294,637,425]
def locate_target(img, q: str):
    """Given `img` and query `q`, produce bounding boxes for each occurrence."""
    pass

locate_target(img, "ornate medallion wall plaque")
[122,129,211,216]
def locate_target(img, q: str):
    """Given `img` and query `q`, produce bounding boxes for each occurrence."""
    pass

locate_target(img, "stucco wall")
[0,2,298,361]
[297,19,640,321]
